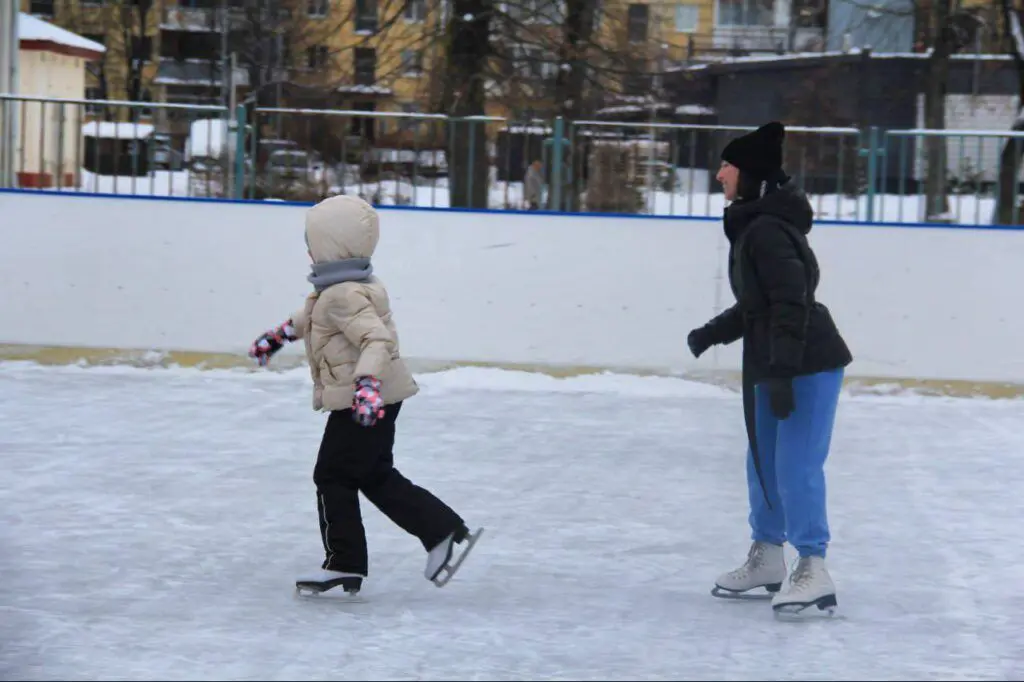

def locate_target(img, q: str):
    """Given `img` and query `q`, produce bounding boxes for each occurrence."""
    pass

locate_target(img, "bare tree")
[61,0,156,119]
[218,0,666,207]
[439,0,493,208]
[996,0,1024,224]
[226,0,429,106]
[829,0,999,220]
[221,0,435,192]
[921,0,954,221]
[435,0,664,207]
[113,0,156,105]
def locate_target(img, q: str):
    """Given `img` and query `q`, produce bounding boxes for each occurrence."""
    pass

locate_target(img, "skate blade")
[295,586,366,603]
[431,527,484,588]
[772,594,838,620]
[711,583,781,601]
[295,580,364,602]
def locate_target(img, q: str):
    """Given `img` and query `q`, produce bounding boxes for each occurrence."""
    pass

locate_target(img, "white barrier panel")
[1,190,1022,384]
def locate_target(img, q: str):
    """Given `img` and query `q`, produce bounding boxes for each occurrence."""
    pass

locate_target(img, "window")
[306,45,329,69]
[504,0,564,24]
[29,1,54,15]
[716,0,775,27]
[401,50,423,76]
[627,4,649,42]
[85,86,104,115]
[404,0,426,22]
[354,48,377,85]
[355,0,378,32]
[131,36,153,61]
[675,3,699,32]
[160,33,216,60]
[308,0,329,17]
[399,102,423,131]
[350,102,376,141]
[510,45,558,81]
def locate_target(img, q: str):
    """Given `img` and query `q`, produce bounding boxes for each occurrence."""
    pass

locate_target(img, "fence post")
[233,103,246,200]
[467,118,476,208]
[864,126,879,223]
[552,116,564,211]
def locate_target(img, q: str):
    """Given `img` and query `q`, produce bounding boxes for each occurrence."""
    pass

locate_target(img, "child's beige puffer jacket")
[290,195,418,412]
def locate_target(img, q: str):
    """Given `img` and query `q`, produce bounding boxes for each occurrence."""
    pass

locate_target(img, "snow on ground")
[77,169,193,198]
[0,362,1020,680]
[53,170,1005,225]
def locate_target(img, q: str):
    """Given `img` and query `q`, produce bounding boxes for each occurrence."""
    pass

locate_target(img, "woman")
[687,121,852,616]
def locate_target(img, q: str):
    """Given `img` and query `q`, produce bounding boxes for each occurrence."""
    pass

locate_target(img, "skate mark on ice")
[878,406,993,669]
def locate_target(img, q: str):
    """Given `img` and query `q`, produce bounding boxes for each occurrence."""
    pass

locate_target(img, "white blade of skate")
[432,527,484,587]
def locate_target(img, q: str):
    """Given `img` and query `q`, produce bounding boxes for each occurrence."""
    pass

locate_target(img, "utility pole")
[0,5,20,188]
[0,6,9,188]
[220,0,234,192]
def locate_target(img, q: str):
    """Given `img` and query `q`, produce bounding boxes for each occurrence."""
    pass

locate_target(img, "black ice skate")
[425,525,484,587]
[295,570,364,598]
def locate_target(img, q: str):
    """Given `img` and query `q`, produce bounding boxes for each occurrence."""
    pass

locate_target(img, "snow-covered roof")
[82,121,155,140]
[19,13,106,58]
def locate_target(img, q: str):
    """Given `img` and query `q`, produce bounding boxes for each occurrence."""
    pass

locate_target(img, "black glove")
[687,328,711,359]
[763,378,795,420]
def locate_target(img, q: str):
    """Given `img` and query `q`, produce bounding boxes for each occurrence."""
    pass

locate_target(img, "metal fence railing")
[0,94,234,199]
[564,120,861,219]
[5,93,1024,226]
[245,106,506,209]
[876,127,1024,226]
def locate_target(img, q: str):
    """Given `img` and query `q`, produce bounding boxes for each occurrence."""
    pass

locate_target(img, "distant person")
[248,195,483,598]
[524,159,544,210]
[685,122,852,616]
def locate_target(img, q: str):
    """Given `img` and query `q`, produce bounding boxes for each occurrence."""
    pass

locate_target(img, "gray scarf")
[308,257,373,292]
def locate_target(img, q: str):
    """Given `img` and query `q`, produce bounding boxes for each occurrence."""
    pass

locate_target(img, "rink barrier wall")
[1,189,1022,398]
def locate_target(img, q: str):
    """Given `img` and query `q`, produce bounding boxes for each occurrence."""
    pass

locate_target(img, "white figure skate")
[425,525,484,587]
[711,541,787,600]
[771,556,838,618]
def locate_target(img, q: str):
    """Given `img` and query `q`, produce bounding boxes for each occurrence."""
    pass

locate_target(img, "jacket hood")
[304,195,380,263]
[725,180,814,241]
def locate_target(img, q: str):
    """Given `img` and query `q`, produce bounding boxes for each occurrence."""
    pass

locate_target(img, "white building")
[4,13,104,189]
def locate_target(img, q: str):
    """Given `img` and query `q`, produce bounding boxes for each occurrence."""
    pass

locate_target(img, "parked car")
[266,149,335,187]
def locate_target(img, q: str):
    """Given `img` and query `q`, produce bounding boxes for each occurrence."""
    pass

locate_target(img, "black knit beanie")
[721,121,785,181]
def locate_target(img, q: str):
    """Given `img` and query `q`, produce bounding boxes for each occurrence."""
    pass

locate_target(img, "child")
[249,194,482,596]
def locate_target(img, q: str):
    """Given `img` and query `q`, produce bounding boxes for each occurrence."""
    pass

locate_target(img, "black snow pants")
[313,402,465,575]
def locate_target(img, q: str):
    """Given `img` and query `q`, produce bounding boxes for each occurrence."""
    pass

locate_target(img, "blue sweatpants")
[747,368,844,558]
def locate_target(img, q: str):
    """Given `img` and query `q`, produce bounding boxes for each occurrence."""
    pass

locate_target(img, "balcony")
[161,4,289,32]
[711,25,824,52]
[161,6,226,32]
[154,59,251,88]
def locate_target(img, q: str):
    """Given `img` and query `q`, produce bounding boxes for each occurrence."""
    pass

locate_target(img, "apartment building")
[21,0,827,117]
[610,0,827,66]
[21,1,440,121]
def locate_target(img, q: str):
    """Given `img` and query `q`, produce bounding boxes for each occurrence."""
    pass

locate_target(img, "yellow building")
[285,0,443,142]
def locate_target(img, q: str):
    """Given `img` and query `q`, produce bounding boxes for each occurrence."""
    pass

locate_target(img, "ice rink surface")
[0,362,1021,681]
